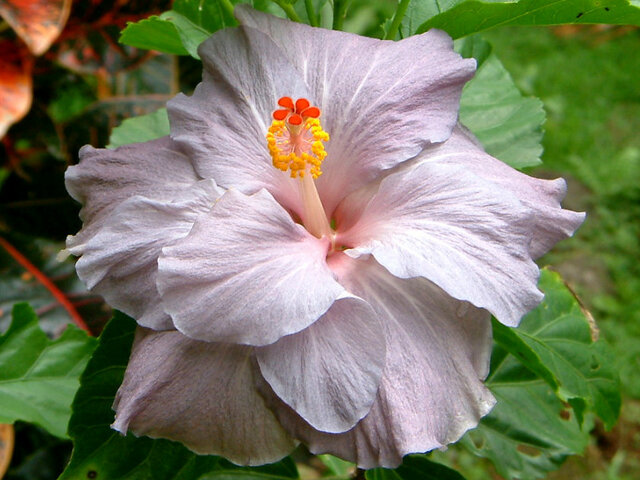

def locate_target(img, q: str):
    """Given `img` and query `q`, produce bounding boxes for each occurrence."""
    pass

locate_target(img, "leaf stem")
[305,0,319,27]
[0,237,91,334]
[272,0,304,23]
[384,0,411,40]
[217,0,235,19]
[332,0,351,30]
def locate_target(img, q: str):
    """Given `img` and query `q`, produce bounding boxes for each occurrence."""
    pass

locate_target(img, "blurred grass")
[460,25,640,480]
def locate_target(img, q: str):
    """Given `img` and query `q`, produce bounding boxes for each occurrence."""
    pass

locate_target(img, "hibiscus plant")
[1,1,634,480]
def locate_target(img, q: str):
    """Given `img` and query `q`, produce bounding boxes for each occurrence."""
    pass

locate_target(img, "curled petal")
[261,255,495,468]
[71,180,221,330]
[66,137,200,249]
[257,295,385,434]
[113,328,296,465]
[416,126,586,258]
[340,161,543,327]
[236,5,476,213]
[157,189,344,346]
[167,25,308,214]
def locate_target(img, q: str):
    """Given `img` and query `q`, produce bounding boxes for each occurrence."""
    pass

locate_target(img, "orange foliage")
[0,40,32,138]
[0,0,72,55]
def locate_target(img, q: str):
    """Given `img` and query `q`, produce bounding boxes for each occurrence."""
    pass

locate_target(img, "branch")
[0,237,91,334]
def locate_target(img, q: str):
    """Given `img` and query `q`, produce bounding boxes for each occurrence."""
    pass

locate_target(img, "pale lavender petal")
[416,126,585,258]
[260,255,495,468]
[236,6,476,213]
[157,188,344,346]
[66,137,200,249]
[71,180,221,330]
[113,328,296,465]
[256,295,384,434]
[339,161,543,327]
[167,26,308,214]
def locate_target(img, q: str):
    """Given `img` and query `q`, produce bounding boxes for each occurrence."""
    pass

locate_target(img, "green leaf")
[462,269,621,479]
[199,461,299,480]
[47,85,95,124]
[173,0,238,32]
[317,454,354,476]
[461,380,587,480]
[493,269,621,429]
[454,35,492,68]
[59,312,299,480]
[119,1,308,59]
[399,1,440,38]
[459,47,545,169]
[366,455,467,480]
[119,0,246,59]
[107,108,170,148]
[410,0,640,39]
[159,10,211,59]
[0,304,97,438]
[119,16,189,55]
[198,456,299,480]
[0,167,9,189]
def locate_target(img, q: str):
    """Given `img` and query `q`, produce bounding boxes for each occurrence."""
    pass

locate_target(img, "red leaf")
[0,40,32,139]
[0,0,72,55]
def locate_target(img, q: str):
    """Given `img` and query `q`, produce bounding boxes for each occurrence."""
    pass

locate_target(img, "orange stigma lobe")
[300,106,320,118]
[278,96,294,109]
[288,114,303,125]
[295,98,310,113]
[272,97,321,124]
[273,109,289,121]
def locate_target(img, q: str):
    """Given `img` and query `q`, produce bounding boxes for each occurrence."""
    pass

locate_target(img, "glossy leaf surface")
[492,270,620,429]
[0,304,96,438]
[118,16,190,55]
[107,108,170,148]
[462,269,620,479]
[402,0,640,39]
[459,42,545,169]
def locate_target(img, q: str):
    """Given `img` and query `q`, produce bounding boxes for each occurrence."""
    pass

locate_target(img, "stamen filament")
[300,169,332,239]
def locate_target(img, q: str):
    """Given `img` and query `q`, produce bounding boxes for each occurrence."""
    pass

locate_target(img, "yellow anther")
[266,114,329,179]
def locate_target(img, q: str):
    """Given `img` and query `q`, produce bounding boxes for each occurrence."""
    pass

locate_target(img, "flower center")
[267,97,333,241]
[267,97,329,179]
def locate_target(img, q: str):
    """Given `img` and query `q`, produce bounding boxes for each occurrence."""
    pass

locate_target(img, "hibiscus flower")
[64,6,584,468]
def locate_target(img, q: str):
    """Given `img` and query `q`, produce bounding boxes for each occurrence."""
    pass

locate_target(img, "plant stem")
[332,0,351,31]
[384,0,411,40]
[218,0,235,20]
[272,0,304,23]
[305,0,319,27]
